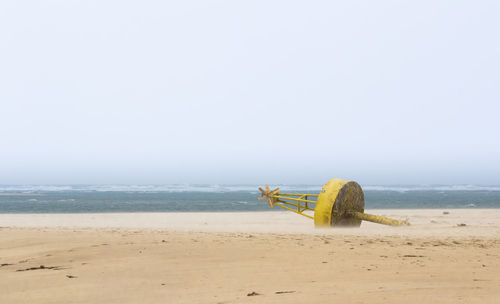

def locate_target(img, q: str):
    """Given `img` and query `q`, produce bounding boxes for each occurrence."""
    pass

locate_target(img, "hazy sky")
[1,1,499,185]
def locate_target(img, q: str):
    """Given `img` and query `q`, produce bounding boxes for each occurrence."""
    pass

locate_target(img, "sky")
[1,1,499,185]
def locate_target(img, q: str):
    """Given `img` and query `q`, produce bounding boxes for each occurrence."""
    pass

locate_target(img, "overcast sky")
[1,1,499,185]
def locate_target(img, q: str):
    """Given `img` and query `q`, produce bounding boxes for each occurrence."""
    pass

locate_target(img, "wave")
[363,185,500,192]
[1,184,499,193]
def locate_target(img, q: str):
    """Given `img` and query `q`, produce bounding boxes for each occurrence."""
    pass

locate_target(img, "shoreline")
[1,209,499,237]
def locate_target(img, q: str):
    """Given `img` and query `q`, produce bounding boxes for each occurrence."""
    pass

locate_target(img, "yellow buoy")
[258,178,409,227]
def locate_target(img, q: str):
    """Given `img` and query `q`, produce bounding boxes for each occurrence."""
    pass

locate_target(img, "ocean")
[0,184,499,213]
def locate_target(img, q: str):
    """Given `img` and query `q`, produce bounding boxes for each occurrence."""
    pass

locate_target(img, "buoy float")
[258,178,409,227]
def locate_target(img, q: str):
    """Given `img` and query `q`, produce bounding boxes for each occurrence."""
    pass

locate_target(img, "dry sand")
[0,209,499,303]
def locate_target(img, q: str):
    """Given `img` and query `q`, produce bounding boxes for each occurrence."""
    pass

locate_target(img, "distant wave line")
[1,184,500,193]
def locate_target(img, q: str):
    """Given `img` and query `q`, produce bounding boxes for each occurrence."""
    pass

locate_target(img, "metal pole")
[350,212,409,226]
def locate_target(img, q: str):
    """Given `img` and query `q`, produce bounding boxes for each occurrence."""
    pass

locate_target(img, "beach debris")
[443,211,450,215]
[247,291,260,296]
[275,291,295,294]
[16,265,62,272]
[457,223,467,227]
[258,178,409,227]
[1,263,13,267]
[66,275,77,279]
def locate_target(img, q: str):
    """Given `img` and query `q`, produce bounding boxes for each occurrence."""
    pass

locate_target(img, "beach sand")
[0,209,499,303]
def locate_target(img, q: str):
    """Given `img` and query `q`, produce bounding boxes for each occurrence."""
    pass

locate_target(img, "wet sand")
[0,210,499,303]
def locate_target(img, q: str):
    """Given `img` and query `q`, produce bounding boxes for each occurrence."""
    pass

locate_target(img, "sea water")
[0,184,499,213]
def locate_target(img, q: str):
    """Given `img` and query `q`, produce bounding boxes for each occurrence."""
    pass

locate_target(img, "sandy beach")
[1,209,499,303]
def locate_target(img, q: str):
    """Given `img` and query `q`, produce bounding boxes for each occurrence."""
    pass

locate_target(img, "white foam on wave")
[364,185,500,192]
[0,184,258,193]
[0,185,74,192]
[0,184,499,193]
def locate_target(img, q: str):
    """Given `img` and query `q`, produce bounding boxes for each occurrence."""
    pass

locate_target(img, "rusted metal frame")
[276,199,315,213]
[274,202,314,219]
[277,193,319,197]
[272,195,317,204]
